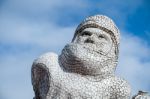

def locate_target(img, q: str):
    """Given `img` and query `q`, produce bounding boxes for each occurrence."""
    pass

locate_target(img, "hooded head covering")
[72,15,120,55]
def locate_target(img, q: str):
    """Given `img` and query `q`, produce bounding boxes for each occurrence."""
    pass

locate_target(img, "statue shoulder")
[31,52,60,99]
[109,76,131,99]
[33,52,59,68]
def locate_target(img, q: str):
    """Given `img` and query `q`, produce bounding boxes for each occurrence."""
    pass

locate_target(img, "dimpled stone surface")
[31,15,131,99]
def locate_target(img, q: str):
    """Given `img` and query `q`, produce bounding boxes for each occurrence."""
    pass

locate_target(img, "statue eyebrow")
[81,31,92,36]
[81,28,109,37]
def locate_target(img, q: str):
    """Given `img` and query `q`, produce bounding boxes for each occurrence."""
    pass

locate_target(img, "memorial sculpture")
[31,15,133,99]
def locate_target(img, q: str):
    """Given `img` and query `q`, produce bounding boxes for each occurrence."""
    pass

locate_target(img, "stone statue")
[132,91,150,99]
[31,15,131,99]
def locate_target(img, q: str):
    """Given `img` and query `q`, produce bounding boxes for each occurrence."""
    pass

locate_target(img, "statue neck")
[59,43,116,77]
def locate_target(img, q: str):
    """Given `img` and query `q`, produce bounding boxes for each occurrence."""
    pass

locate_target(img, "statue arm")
[113,77,131,99]
[31,52,59,99]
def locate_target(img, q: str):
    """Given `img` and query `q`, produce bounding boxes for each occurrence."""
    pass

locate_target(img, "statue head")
[72,15,120,56]
[59,15,120,77]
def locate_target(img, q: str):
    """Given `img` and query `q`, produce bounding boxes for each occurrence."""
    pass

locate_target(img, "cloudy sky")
[0,0,150,99]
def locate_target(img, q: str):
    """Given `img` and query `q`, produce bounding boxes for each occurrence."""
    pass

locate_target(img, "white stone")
[31,15,131,99]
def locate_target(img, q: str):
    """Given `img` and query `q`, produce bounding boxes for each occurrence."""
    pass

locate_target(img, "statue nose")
[84,36,95,44]
[85,39,94,44]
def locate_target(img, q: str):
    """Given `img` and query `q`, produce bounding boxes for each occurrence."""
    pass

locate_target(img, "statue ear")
[32,63,50,99]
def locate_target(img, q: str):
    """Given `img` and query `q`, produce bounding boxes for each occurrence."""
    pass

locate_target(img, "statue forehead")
[78,28,109,35]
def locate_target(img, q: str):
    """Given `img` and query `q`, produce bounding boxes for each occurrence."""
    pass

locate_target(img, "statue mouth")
[65,43,105,55]
[82,44,104,55]
[82,41,108,55]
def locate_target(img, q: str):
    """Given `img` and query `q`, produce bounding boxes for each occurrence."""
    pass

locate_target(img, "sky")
[0,0,150,99]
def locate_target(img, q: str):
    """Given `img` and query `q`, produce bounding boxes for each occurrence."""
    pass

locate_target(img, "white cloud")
[0,52,34,99]
[0,14,76,49]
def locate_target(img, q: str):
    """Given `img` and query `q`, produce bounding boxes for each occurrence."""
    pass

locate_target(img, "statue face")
[73,28,113,55]
[60,28,116,75]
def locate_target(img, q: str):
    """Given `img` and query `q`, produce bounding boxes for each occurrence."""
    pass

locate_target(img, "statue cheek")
[97,41,112,55]
[103,43,112,54]
[75,36,87,44]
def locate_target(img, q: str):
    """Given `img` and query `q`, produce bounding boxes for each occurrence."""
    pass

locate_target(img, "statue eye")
[98,35,105,39]
[81,31,91,36]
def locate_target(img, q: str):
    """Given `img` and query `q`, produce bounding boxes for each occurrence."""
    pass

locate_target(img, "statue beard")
[59,43,117,76]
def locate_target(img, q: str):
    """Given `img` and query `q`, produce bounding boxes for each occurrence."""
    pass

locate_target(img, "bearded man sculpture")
[31,15,131,99]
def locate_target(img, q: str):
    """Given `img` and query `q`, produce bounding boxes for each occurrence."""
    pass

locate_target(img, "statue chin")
[59,43,115,76]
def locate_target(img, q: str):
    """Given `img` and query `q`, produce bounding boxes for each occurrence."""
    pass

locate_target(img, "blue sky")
[0,0,150,99]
